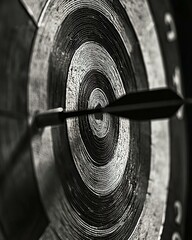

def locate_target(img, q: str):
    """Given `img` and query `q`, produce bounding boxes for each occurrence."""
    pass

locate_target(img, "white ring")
[66,42,130,196]
[88,88,110,139]
[28,0,171,239]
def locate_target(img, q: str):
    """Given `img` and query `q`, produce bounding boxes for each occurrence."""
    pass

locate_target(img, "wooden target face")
[0,0,188,240]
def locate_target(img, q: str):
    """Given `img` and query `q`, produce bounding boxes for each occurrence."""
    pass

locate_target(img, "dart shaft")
[35,100,183,128]
[35,107,103,128]
[33,89,192,128]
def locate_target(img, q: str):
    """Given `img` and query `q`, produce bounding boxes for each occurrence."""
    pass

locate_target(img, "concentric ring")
[47,8,150,238]
[87,86,110,139]
[28,1,170,239]
[64,41,131,195]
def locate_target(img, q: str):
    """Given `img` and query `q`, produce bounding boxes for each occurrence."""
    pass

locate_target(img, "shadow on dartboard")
[0,0,191,240]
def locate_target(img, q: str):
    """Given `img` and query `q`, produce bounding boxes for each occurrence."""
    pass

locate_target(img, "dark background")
[171,0,192,238]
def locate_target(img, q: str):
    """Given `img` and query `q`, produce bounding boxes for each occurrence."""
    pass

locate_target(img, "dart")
[34,88,190,129]
[1,0,192,239]
[1,87,188,184]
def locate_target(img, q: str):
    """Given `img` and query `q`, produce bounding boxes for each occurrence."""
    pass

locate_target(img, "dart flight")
[34,88,189,129]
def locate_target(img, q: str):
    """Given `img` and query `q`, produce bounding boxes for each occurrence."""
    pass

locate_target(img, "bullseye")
[65,42,131,196]
[27,0,176,239]
[88,88,110,138]
[0,0,189,240]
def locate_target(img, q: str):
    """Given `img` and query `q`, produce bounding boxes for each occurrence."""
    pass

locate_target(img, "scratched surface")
[28,0,169,239]
[0,0,187,239]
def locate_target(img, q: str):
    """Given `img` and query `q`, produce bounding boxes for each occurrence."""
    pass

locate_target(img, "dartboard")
[0,0,189,240]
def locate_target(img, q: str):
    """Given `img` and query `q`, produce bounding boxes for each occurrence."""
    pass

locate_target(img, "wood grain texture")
[28,0,169,239]
[0,0,187,239]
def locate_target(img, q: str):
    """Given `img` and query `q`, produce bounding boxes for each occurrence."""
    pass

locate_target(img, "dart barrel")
[0,0,191,240]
